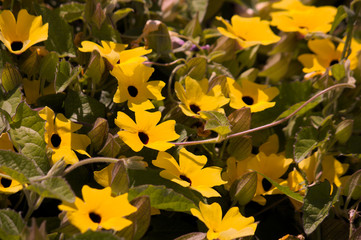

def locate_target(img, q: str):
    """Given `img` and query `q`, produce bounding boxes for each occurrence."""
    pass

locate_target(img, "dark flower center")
[89,212,101,223]
[128,86,138,97]
[242,96,254,105]
[262,178,273,192]
[190,104,201,114]
[0,178,12,188]
[138,132,149,144]
[51,134,62,148]
[11,41,23,51]
[179,175,192,185]
[330,59,339,66]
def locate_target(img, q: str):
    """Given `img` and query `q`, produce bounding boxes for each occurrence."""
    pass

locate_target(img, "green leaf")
[1,63,22,92]
[345,169,361,207]
[186,0,208,22]
[71,230,122,240]
[56,59,82,93]
[0,209,25,240]
[146,21,172,56]
[34,5,76,57]
[82,51,105,85]
[183,14,202,39]
[255,170,303,203]
[230,171,257,206]
[335,119,353,144]
[0,150,44,183]
[277,96,323,120]
[118,196,151,240]
[184,57,207,80]
[259,53,292,83]
[112,8,133,23]
[88,118,109,152]
[39,52,59,83]
[27,177,75,202]
[0,88,22,117]
[64,89,106,123]
[59,2,85,23]
[175,232,207,240]
[110,161,129,195]
[227,136,252,160]
[331,63,346,81]
[302,181,339,235]
[128,185,197,212]
[10,102,50,173]
[98,134,122,158]
[294,126,319,163]
[228,108,251,133]
[91,19,122,42]
[238,45,259,69]
[201,111,231,136]
[330,6,348,34]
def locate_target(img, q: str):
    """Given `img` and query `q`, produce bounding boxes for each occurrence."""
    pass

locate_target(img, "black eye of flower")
[242,96,254,105]
[0,178,12,188]
[11,41,23,51]
[330,60,339,66]
[89,212,101,223]
[262,178,273,192]
[51,134,62,148]
[179,175,192,185]
[127,86,138,97]
[138,132,149,144]
[190,104,201,114]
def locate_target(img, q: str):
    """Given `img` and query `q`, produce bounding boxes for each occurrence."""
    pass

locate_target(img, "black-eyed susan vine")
[0,0,361,239]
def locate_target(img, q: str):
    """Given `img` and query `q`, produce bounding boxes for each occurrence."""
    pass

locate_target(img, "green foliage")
[0,150,44,183]
[0,209,25,240]
[302,181,339,235]
[10,102,49,173]
[128,185,197,212]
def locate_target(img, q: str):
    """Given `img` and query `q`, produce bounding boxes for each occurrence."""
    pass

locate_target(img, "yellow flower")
[298,38,342,78]
[226,78,279,112]
[247,151,292,205]
[222,134,292,205]
[272,0,309,11]
[174,76,229,118]
[78,40,151,67]
[0,9,48,54]
[22,78,55,105]
[270,5,337,35]
[217,15,280,49]
[299,152,348,187]
[111,60,165,111]
[58,185,137,233]
[334,38,361,71]
[152,148,227,198]
[0,174,23,194]
[115,110,179,152]
[38,107,91,165]
[222,156,251,191]
[190,202,257,240]
[0,132,15,151]
[0,133,23,194]
[78,40,127,66]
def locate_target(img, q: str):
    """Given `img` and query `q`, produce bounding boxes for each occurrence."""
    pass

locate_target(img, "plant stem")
[174,83,355,146]
[167,64,184,104]
[63,157,120,175]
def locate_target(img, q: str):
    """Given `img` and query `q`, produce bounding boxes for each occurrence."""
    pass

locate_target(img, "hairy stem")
[63,157,120,175]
